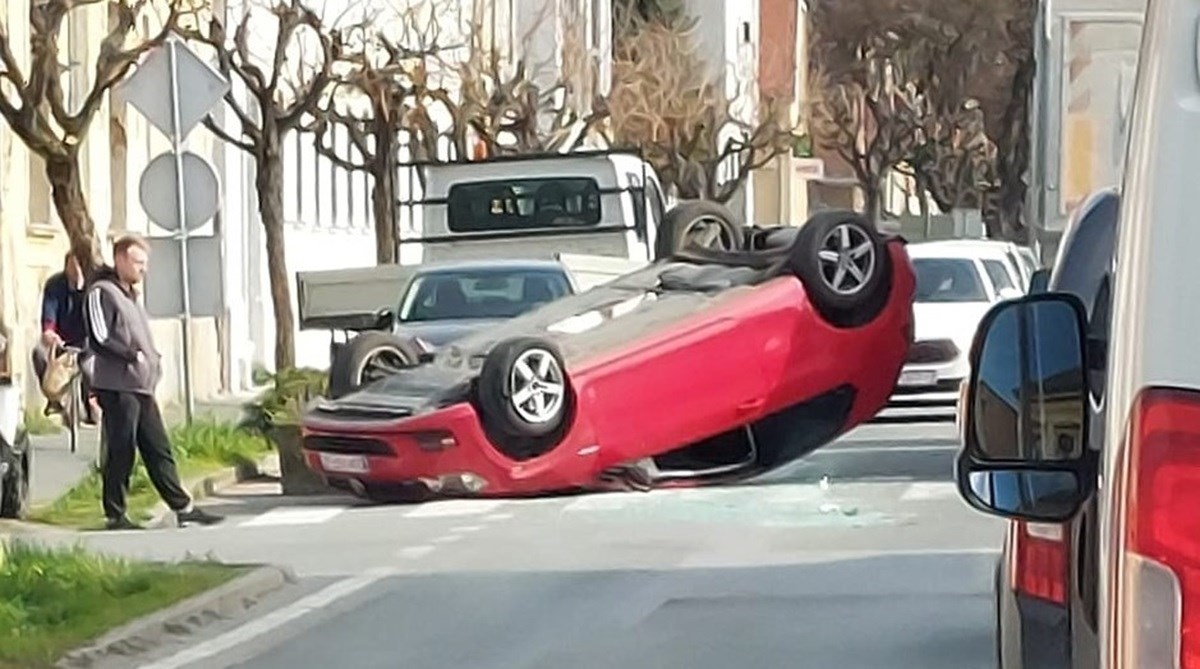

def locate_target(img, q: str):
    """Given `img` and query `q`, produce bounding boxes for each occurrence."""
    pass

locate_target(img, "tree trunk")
[256,134,296,371]
[371,126,397,264]
[45,153,103,277]
[989,53,1036,241]
[371,176,397,265]
[863,176,883,223]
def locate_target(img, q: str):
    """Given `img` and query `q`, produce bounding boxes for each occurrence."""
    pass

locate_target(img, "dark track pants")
[95,390,191,520]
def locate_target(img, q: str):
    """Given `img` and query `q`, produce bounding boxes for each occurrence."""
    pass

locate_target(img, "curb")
[56,563,298,669]
[145,452,279,529]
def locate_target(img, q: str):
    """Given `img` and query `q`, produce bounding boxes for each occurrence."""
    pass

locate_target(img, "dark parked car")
[326,259,577,398]
[0,331,31,519]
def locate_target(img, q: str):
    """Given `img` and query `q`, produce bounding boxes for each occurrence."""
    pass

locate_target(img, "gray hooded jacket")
[84,267,162,395]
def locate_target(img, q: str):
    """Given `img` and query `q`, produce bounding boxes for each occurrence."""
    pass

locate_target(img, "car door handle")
[737,399,765,413]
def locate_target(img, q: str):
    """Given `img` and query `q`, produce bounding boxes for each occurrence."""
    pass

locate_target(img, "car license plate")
[898,370,938,387]
[318,453,369,474]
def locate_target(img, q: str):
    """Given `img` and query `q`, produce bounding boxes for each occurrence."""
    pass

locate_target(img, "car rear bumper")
[301,402,599,496]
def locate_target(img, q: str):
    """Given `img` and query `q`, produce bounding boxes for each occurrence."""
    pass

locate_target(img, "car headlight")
[413,337,436,354]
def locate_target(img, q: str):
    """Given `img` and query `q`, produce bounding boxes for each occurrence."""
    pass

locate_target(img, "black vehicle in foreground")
[0,331,31,519]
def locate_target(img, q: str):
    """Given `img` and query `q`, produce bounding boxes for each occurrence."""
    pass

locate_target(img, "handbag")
[40,344,79,411]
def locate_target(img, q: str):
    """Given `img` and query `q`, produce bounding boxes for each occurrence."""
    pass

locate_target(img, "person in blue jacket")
[32,252,98,424]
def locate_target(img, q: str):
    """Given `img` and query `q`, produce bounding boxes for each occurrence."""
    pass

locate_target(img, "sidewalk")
[29,395,256,506]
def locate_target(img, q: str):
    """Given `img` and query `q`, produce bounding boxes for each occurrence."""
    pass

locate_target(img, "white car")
[888,240,1025,411]
[916,238,1035,291]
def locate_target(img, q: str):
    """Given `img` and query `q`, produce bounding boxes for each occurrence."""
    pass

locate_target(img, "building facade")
[0,0,228,414]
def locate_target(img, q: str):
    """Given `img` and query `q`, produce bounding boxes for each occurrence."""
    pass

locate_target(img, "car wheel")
[328,332,423,399]
[476,337,574,457]
[656,200,743,258]
[787,210,892,328]
[1,433,30,520]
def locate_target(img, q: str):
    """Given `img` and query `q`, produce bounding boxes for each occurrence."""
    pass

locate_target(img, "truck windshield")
[913,258,989,303]
[446,177,603,233]
[398,269,572,322]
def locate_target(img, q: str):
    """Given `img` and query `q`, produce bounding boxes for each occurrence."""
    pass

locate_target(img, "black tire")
[655,200,743,258]
[328,332,423,399]
[475,336,574,458]
[1,432,30,520]
[787,210,892,328]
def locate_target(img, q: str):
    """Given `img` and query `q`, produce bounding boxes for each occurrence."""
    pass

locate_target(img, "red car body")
[300,227,916,500]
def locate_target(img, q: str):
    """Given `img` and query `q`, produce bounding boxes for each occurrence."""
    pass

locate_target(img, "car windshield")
[913,258,989,303]
[398,269,571,322]
[982,259,1016,291]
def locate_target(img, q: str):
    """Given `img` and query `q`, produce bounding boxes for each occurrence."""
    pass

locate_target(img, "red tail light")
[1120,387,1200,669]
[1010,520,1068,605]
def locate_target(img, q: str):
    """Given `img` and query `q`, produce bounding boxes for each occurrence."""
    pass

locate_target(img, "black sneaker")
[105,516,143,531]
[176,506,225,527]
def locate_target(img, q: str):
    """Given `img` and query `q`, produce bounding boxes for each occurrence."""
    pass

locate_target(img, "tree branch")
[202,113,253,152]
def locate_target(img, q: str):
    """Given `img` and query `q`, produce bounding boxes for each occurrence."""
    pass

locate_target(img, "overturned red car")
[300,210,916,500]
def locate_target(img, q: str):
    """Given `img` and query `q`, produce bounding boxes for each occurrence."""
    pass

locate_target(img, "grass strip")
[29,418,272,529]
[0,539,249,669]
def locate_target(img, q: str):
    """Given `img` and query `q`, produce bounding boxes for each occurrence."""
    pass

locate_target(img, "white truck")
[296,149,743,397]
[1025,0,1143,259]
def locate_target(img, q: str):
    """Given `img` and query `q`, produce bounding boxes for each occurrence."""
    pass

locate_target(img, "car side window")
[1088,275,1112,403]
[982,259,1016,292]
[626,172,646,230]
[647,178,666,225]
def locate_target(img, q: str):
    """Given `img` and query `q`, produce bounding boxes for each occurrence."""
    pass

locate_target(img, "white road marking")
[135,567,398,669]
[900,482,961,501]
[404,500,504,518]
[450,525,484,533]
[433,534,464,544]
[397,545,435,559]
[483,513,514,521]
[561,494,633,512]
[238,506,348,528]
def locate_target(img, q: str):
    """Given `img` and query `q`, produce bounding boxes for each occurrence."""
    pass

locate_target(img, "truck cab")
[396,150,671,266]
[953,1,1200,666]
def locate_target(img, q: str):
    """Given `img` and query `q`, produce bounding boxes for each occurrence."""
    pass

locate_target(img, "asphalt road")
[46,420,1006,669]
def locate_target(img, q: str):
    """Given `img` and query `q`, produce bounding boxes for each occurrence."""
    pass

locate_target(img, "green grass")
[0,540,248,669]
[29,419,272,529]
[23,409,61,436]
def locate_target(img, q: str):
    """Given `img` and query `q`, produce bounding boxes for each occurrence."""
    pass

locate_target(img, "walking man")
[85,234,223,530]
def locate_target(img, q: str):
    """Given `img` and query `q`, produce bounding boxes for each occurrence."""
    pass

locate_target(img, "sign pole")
[167,37,195,424]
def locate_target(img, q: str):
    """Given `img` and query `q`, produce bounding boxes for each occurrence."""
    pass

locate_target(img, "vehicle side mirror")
[955,293,1095,522]
[1028,268,1051,294]
[374,308,395,330]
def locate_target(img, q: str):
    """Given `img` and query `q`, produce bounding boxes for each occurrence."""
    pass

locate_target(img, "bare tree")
[309,20,441,264]
[807,0,1034,238]
[606,11,798,204]
[0,0,187,273]
[448,10,608,158]
[312,2,608,266]
[900,100,995,215]
[807,42,924,222]
[187,0,348,370]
